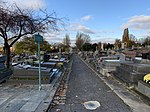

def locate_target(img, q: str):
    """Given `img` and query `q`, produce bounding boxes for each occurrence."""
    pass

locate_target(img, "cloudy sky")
[2,0,150,45]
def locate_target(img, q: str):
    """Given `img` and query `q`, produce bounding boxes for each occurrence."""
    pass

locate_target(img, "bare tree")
[75,32,91,50]
[63,34,71,47]
[0,3,63,68]
[143,36,150,47]
[114,39,121,49]
[128,34,137,48]
[75,33,84,51]
[63,34,71,52]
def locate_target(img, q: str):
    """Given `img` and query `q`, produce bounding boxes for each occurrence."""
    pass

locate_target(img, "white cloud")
[5,0,45,9]
[92,37,115,44]
[98,30,114,34]
[43,32,63,43]
[44,32,60,38]
[122,15,150,30]
[80,15,92,21]
[71,23,95,34]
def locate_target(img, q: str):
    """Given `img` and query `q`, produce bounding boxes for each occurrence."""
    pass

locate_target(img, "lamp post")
[34,33,43,91]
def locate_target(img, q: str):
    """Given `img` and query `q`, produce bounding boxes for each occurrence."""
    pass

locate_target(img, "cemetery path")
[50,54,132,112]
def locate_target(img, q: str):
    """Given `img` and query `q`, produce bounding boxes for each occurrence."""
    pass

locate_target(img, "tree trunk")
[4,41,10,69]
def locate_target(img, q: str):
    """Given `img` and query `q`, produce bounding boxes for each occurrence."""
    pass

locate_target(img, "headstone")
[142,52,150,60]
[116,53,126,60]
[101,43,104,51]
[43,53,50,62]
[0,56,6,70]
[0,56,12,83]
[121,43,125,49]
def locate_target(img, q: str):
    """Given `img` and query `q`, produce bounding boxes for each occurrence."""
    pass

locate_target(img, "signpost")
[34,33,43,91]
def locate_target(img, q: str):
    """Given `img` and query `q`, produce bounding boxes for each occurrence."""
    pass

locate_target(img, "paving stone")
[0,99,27,112]
[0,97,10,105]
[0,84,54,112]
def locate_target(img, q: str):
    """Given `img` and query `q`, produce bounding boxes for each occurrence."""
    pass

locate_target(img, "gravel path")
[50,54,132,112]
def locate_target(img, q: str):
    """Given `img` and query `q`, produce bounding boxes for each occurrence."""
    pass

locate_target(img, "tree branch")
[9,31,34,47]
[0,34,3,38]
[7,35,17,41]
[0,27,5,39]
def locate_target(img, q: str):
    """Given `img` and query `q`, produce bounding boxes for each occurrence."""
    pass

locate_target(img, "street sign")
[34,33,43,91]
[34,34,43,43]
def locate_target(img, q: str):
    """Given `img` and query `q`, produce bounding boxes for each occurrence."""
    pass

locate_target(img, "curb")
[46,59,73,111]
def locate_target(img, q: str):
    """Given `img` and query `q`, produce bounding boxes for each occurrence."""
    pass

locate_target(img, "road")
[50,54,133,112]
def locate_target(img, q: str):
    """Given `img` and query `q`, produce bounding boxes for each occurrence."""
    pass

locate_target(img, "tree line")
[1,1,150,69]
[115,28,150,49]
[14,29,150,56]
[14,34,71,54]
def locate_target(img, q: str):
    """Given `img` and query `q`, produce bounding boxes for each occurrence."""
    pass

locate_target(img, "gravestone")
[0,56,12,83]
[114,61,150,86]
[13,65,62,84]
[97,55,121,76]
[101,43,104,51]
[142,52,150,60]
[121,43,125,49]
[102,60,120,70]
[43,53,50,62]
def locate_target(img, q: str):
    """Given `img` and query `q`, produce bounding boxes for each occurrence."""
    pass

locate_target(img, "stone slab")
[34,62,56,68]
[114,61,150,85]
[0,69,12,83]
[0,84,54,112]
[102,60,120,68]
[0,97,10,105]
[13,67,51,78]
[138,81,150,98]
[115,66,145,84]
[120,62,150,73]
[1,99,27,112]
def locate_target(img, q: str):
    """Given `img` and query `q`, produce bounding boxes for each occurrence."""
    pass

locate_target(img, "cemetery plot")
[114,62,150,85]
[12,64,63,84]
[10,53,72,85]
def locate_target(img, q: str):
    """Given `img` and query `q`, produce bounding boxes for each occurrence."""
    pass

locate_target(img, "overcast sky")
[2,0,150,45]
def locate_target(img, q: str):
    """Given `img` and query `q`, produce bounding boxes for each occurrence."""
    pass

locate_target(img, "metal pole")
[38,42,41,91]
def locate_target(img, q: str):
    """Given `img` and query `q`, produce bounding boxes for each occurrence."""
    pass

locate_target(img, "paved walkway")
[50,55,132,112]
[0,84,57,112]
[0,64,65,112]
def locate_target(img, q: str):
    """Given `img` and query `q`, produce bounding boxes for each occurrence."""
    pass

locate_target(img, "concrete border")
[137,81,150,99]
[47,59,73,112]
